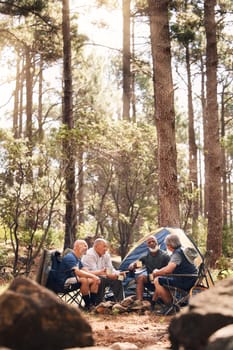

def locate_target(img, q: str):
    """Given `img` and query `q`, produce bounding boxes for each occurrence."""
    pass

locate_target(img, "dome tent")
[119,227,214,290]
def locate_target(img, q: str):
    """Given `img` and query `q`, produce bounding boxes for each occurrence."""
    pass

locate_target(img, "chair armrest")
[164,273,198,277]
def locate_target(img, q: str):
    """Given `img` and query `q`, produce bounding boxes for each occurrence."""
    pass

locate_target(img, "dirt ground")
[84,312,172,349]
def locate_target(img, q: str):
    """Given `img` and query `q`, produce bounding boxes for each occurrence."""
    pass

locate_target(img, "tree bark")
[122,0,131,120]
[186,45,198,235]
[148,0,180,227]
[204,0,222,266]
[62,0,77,249]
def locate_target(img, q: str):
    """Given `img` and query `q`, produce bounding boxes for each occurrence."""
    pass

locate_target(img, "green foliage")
[0,245,8,267]
[0,0,46,16]
[222,226,233,257]
[215,256,233,280]
[76,222,97,240]
[0,132,64,275]
[82,120,158,255]
[185,216,207,253]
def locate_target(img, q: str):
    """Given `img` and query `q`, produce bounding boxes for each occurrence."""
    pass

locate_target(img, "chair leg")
[57,290,84,307]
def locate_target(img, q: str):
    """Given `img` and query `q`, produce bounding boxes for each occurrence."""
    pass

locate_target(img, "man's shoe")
[81,304,96,312]
[150,299,164,311]
[155,304,178,316]
[150,300,156,311]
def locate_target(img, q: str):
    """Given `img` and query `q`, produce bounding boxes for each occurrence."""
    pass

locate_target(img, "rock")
[206,324,233,350]
[130,300,151,311]
[66,346,163,350]
[95,297,150,314]
[120,295,136,308]
[0,277,94,350]
[95,301,115,314]
[110,342,138,350]
[168,276,233,350]
[112,303,128,313]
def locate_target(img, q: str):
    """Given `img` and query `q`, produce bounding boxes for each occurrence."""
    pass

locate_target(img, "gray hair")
[93,238,107,247]
[165,233,181,249]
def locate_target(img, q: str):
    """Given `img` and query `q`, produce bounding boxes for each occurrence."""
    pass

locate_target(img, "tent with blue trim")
[119,227,214,289]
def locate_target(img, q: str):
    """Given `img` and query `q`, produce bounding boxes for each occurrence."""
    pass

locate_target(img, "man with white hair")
[151,233,198,313]
[82,238,124,304]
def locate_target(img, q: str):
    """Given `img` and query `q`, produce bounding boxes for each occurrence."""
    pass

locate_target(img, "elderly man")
[57,239,100,310]
[82,238,124,304]
[151,233,198,313]
[128,235,170,301]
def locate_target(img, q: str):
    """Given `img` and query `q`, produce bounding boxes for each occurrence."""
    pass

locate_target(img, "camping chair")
[161,257,213,315]
[36,249,84,307]
[56,281,84,306]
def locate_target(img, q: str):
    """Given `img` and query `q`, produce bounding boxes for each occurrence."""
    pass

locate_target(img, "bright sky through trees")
[72,1,123,52]
[0,1,123,128]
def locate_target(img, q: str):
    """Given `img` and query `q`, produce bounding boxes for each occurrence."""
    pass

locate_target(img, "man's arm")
[73,266,100,281]
[153,261,177,276]
[63,253,100,282]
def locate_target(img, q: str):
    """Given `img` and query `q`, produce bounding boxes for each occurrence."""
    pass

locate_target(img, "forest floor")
[84,311,172,348]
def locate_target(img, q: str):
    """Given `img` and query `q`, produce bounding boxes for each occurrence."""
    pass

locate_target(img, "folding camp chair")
[161,257,213,315]
[36,249,84,307]
[56,281,84,307]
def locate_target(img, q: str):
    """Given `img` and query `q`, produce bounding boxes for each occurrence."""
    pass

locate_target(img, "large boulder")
[206,324,233,350]
[168,276,233,350]
[0,277,94,350]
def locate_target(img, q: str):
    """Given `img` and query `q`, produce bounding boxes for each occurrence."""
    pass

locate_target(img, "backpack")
[36,249,63,293]
[46,250,63,293]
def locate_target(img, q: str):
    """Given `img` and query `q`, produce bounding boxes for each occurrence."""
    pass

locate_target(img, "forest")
[0,0,232,280]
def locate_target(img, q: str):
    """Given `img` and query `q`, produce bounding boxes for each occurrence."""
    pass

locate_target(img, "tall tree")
[170,1,200,232]
[204,0,222,266]
[122,0,131,120]
[62,0,77,249]
[148,0,180,227]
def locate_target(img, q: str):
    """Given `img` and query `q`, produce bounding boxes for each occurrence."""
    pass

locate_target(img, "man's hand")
[128,262,136,271]
[106,273,118,280]
[152,268,159,277]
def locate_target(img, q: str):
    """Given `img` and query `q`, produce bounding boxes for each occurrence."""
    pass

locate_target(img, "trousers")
[96,276,124,304]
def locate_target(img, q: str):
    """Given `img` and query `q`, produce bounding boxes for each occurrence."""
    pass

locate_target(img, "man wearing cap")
[128,235,170,301]
[151,233,198,310]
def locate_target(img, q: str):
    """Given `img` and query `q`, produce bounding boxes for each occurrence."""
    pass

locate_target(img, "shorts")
[158,276,197,291]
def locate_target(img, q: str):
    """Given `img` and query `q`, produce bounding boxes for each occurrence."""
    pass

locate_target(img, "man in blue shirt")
[57,239,100,309]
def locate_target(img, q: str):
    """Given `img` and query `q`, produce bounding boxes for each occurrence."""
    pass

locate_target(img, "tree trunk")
[77,149,84,226]
[200,55,206,217]
[13,54,20,139]
[25,48,34,184]
[62,0,77,249]
[25,48,33,144]
[220,84,228,227]
[19,55,24,138]
[204,0,222,266]
[186,45,198,236]
[122,0,131,121]
[131,15,136,123]
[38,55,44,143]
[148,0,180,227]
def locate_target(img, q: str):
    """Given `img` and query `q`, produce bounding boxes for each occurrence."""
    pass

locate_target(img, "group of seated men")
[56,238,125,310]
[55,233,198,311]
